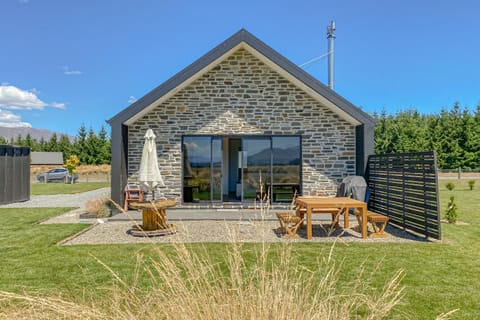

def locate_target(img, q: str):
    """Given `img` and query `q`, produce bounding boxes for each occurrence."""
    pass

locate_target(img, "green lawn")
[1,181,479,318]
[30,181,110,195]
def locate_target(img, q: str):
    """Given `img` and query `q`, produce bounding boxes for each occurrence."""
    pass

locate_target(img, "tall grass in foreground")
[0,198,456,319]
[1,239,406,320]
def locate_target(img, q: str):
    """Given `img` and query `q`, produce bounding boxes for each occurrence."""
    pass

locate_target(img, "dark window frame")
[181,134,302,204]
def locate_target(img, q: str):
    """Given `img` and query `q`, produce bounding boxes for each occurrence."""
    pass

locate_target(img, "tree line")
[0,125,111,165]
[374,102,480,169]
[2,102,478,169]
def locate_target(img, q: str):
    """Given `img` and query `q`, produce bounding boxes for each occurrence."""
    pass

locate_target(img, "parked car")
[36,168,79,183]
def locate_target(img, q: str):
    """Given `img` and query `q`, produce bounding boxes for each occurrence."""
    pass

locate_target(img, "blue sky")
[1,0,479,136]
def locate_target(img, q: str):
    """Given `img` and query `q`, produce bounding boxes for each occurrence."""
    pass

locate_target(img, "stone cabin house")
[108,29,375,208]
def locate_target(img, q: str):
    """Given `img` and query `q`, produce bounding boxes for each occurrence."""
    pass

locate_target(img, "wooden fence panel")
[366,151,441,240]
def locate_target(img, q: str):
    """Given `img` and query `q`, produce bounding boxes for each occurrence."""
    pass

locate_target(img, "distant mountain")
[249,147,300,165]
[186,147,300,167]
[0,127,74,142]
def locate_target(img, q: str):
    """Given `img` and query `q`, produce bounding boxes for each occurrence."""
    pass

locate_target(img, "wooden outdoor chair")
[275,190,304,238]
[124,184,144,211]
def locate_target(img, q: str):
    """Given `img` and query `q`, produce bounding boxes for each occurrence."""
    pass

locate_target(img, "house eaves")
[108,29,375,127]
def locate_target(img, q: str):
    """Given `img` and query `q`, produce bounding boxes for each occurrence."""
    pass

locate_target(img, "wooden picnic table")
[129,199,176,231]
[295,196,368,239]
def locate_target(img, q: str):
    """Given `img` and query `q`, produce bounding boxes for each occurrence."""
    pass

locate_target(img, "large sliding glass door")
[241,138,271,201]
[182,135,301,204]
[271,136,301,202]
[182,136,223,203]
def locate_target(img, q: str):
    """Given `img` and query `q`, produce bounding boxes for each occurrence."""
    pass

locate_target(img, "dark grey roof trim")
[108,29,375,127]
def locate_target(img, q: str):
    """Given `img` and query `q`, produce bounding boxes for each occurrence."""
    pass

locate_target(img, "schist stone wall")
[127,48,356,204]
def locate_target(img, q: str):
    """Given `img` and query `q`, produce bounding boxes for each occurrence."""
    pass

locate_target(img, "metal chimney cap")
[327,20,336,37]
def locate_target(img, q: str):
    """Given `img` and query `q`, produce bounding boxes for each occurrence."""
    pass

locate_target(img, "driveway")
[0,187,110,224]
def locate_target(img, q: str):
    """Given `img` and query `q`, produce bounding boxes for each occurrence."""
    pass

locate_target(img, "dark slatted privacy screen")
[0,145,30,205]
[366,151,441,240]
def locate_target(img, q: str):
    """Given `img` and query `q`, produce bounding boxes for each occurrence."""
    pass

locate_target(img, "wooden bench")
[355,210,389,238]
[276,212,304,238]
[297,207,342,228]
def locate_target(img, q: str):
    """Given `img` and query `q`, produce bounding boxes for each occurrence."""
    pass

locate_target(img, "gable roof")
[108,29,375,127]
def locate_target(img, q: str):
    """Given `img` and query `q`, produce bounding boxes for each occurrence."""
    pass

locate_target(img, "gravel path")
[0,188,427,244]
[64,218,425,245]
[0,187,110,224]
[0,187,110,209]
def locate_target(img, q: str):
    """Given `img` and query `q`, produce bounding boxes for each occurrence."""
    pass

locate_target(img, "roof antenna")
[327,20,336,90]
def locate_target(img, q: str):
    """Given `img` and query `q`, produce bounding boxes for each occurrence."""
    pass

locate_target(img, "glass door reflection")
[242,138,271,201]
[183,136,211,203]
[271,136,301,202]
[211,137,223,202]
[183,135,301,204]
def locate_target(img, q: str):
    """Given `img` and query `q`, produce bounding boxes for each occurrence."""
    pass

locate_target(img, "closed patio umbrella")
[138,129,165,200]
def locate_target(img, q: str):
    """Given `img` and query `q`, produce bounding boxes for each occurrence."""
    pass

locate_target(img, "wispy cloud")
[128,96,137,104]
[0,109,31,128]
[51,102,66,109]
[0,85,65,110]
[18,0,30,4]
[63,66,83,75]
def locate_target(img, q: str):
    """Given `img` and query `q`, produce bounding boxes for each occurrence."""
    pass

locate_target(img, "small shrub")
[445,196,458,224]
[85,197,110,218]
[445,182,455,191]
[64,155,80,184]
[468,180,475,190]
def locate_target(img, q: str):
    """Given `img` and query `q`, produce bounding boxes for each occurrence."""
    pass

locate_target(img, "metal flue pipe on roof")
[327,20,336,90]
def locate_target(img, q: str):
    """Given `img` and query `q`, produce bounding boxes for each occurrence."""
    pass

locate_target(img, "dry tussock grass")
[31,165,110,175]
[76,165,111,175]
[85,198,110,217]
[31,165,111,181]
[0,236,408,320]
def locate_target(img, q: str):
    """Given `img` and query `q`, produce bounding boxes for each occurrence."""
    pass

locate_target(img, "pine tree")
[46,133,59,152]
[58,135,73,161]
[373,102,480,169]
[427,115,445,166]
[374,109,395,154]
[471,105,480,169]
[38,137,46,150]
[74,125,88,164]
[14,134,23,146]
[24,133,33,148]
[98,125,111,164]
[85,127,101,164]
